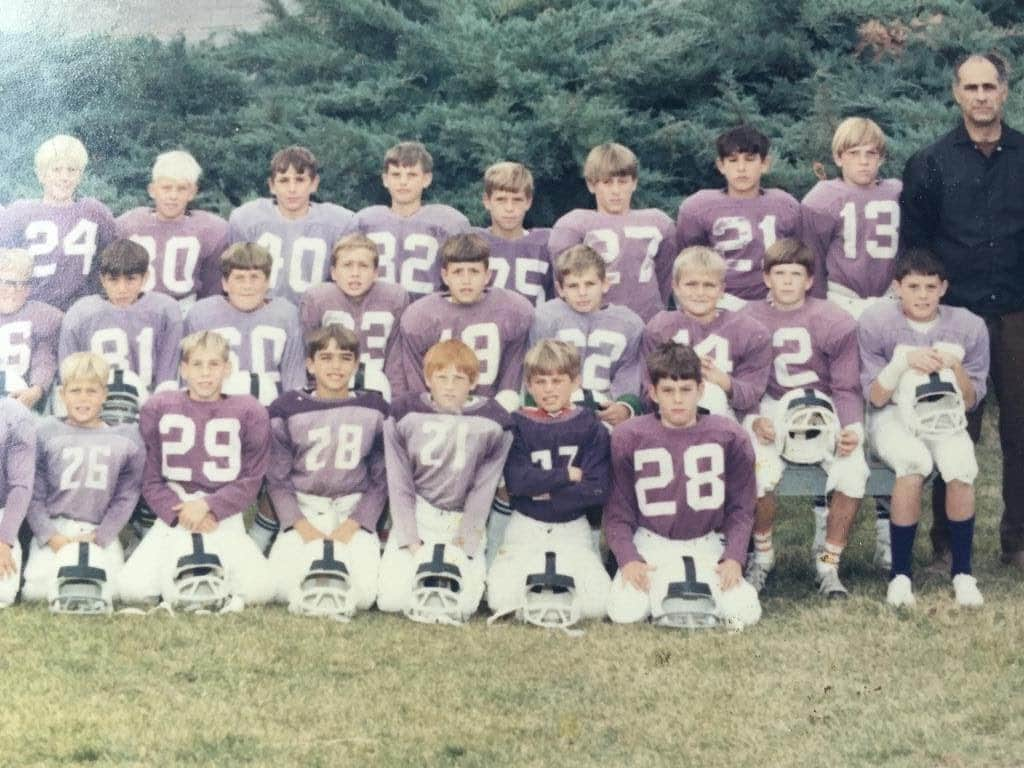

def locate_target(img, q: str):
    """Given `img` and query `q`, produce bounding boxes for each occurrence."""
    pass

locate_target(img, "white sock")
[248,513,279,554]
[813,505,828,552]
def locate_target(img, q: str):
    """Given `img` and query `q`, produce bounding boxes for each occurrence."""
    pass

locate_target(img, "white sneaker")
[816,566,849,600]
[952,574,984,608]
[886,574,915,608]
[873,520,892,571]
[745,559,772,594]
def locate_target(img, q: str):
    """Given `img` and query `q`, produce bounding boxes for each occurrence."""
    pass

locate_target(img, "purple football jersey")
[117,207,229,303]
[27,418,144,546]
[744,297,863,427]
[802,179,902,298]
[504,407,611,525]
[140,390,270,524]
[228,198,354,306]
[384,392,513,557]
[0,300,63,391]
[641,309,772,417]
[858,301,989,402]
[0,198,116,311]
[603,413,756,567]
[398,288,533,400]
[472,228,554,307]
[0,398,36,545]
[266,389,389,530]
[549,209,675,322]
[346,204,471,300]
[529,298,644,401]
[185,296,305,392]
[59,292,183,390]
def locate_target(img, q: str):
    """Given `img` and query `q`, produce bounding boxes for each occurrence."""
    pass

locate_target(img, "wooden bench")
[775,459,897,497]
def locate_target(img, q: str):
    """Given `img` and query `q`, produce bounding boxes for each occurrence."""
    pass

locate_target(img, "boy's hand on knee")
[716,558,742,590]
[0,543,15,577]
[621,560,654,593]
[197,513,218,534]
[47,534,71,553]
[174,499,211,531]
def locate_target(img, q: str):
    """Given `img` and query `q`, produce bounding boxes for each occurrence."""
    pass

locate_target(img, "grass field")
[2,413,1022,768]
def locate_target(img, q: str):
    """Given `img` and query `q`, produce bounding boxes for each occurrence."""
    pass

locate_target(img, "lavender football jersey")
[604,413,755,567]
[398,288,533,400]
[0,398,36,545]
[549,209,675,322]
[473,228,554,307]
[346,204,470,300]
[140,390,270,524]
[117,207,229,304]
[858,301,989,402]
[744,298,862,427]
[676,189,833,301]
[529,298,644,401]
[185,296,305,392]
[266,389,388,530]
[384,393,513,557]
[0,300,63,391]
[59,293,183,391]
[0,198,116,311]
[228,199,354,306]
[802,179,902,298]
[641,309,772,417]
[27,418,144,546]
[504,407,610,525]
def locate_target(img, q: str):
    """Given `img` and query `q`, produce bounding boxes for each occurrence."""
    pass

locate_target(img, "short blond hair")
[483,161,534,198]
[60,352,109,388]
[35,135,88,178]
[180,330,231,364]
[0,248,34,279]
[151,150,202,184]
[554,244,605,285]
[672,246,726,285]
[331,233,379,268]
[831,117,887,158]
[583,142,637,183]
[524,339,581,382]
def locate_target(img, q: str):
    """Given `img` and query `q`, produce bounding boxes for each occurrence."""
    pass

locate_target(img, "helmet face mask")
[102,368,148,425]
[165,534,230,613]
[650,555,718,630]
[290,540,355,620]
[897,370,967,438]
[49,542,112,615]
[406,543,467,626]
[520,551,580,631]
[776,388,838,464]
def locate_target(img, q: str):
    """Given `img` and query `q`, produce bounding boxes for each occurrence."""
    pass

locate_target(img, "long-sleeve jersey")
[472,228,554,307]
[0,398,36,545]
[0,300,63,392]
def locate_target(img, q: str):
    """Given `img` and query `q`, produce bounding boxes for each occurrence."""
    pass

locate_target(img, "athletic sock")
[812,503,828,552]
[816,542,843,576]
[248,512,280,554]
[889,521,917,579]
[948,517,976,576]
[753,530,774,568]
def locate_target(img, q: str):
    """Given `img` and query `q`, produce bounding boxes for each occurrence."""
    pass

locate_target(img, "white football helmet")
[351,361,392,403]
[896,368,967,438]
[289,539,355,621]
[162,533,231,613]
[49,541,113,615]
[520,551,581,632]
[102,367,149,425]
[648,555,718,629]
[697,381,731,417]
[0,369,28,397]
[406,543,469,626]
[775,388,838,464]
[222,371,280,406]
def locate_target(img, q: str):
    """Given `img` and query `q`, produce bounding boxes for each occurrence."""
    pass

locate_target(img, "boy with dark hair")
[228,145,354,307]
[604,342,761,628]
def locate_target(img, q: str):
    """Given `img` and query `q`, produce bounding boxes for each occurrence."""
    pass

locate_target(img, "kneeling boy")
[0,396,36,606]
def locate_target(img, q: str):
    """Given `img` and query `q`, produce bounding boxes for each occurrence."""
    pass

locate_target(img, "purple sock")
[949,517,975,576]
[889,522,917,579]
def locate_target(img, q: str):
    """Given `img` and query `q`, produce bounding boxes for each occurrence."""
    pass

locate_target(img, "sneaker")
[745,560,772,594]
[816,567,849,600]
[952,574,984,608]
[886,574,915,608]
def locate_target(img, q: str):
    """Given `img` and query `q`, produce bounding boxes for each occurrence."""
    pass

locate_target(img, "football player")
[529,244,643,426]
[228,146,354,307]
[59,239,183,395]
[0,394,35,607]
[265,325,388,615]
[0,135,116,311]
[743,239,868,599]
[487,340,611,626]
[676,125,831,310]
[473,161,553,307]
[345,141,470,300]
[604,342,762,628]
[642,246,771,420]
[549,143,675,322]
[116,331,274,607]
[859,249,988,608]
[116,150,230,313]
[21,353,144,604]
[397,233,532,412]
[377,340,513,622]
[0,247,62,410]
[299,233,409,399]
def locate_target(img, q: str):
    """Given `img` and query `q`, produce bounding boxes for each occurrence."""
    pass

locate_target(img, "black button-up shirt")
[901,121,1024,316]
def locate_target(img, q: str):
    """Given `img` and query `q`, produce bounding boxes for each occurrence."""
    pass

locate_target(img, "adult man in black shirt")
[901,52,1024,571]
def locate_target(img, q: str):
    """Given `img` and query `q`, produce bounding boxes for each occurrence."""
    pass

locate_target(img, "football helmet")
[222,371,280,406]
[49,541,113,615]
[289,539,355,620]
[102,368,148,425]
[650,555,717,629]
[571,387,610,412]
[351,362,392,403]
[896,368,967,438]
[697,382,730,417]
[163,533,230,613]
[775,388,838,464]
[0,369,28,397]
[521,551,580,632]
[406,543,468,626]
